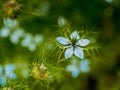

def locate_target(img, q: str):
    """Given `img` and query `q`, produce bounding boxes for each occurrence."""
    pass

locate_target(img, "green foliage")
[0,0,120,90]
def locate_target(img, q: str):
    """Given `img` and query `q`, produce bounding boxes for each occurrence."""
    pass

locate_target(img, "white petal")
[70,31,80,39]
[56,37,69,45]
[58,16,67,27]
[76,39,90,46]
[10,33,19,44]
[66,64,80,78]
[34,34,44,44]
[21,33,32,47]
[65,47,73,59]
[9,73,17,79]
[0,77,6,86]
[28,43,36,52]
[74,47,84,59]
[4,18,18,28]
[71,70,80,78]
[79,60,90,73]
[66,65,73,71]
[5,64,15,77]
[0,28,10,37]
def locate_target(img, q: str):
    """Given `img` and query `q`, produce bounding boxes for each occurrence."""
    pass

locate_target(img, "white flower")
[0,64,16,86]
[66,60,80,78]
[56,31,90,59]
[66,59,90,78]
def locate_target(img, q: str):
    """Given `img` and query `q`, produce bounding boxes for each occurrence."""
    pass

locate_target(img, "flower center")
[71,39,77,45]
[70,39,78,49]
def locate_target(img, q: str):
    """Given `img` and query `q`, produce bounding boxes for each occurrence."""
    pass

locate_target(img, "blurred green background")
[0,0,120,90]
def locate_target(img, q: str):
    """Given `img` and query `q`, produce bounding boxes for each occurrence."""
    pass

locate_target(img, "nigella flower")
[66,59,90,78]
[66,60,80,78]
[0,64,16,86]
[56,31,90,59]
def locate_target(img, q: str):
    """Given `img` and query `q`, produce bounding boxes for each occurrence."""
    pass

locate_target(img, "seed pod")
[3,0,22,19]
[32,63,48,80]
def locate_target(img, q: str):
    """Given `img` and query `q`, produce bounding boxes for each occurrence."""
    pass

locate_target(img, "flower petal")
[66,64,80,78]
[74,47,84,59]
[5,64,15,76]
[76,39,90,46]
[70,31,80,39]
[0,77,7,87]
[56,37,69,45]
[9,73,17,80]
[0,27,10,38]
[4,18,18,28]
[71,70,80,78]
[79,59,90,73]
[65,47,73,59]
